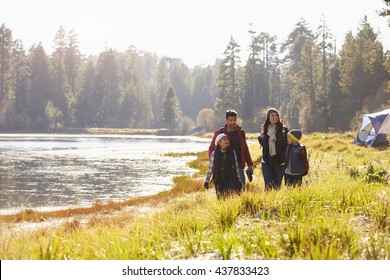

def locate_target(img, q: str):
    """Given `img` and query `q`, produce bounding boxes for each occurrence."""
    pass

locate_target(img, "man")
[208,109,253,186]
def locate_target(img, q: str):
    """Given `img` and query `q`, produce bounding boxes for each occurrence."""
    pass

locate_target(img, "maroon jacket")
[208,124,253,168]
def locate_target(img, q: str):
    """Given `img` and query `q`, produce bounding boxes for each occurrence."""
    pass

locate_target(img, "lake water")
[0,134,210,214]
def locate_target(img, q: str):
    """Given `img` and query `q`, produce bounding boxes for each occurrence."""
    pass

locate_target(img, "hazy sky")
[1,0,389,67]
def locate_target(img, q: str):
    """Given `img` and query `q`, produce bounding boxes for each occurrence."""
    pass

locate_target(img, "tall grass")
[1,132,389,259]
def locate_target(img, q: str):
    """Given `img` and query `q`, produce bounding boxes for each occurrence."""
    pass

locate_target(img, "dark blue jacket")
[285,143,309,175]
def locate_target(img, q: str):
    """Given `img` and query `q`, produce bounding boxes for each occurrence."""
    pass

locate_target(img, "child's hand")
[204,182,209,189]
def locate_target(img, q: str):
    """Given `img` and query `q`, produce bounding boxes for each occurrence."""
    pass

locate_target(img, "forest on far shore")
[1,11,390,134]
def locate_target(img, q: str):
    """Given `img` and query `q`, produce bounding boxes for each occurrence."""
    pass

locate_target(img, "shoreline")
[0,151,207,225]
[0,133,212,221]
[0,133,255,226]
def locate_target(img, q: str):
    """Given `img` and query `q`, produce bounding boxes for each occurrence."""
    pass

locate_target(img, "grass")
[1,132,389,260]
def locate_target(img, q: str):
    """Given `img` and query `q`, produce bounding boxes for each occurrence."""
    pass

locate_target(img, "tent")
[354,108,390,147]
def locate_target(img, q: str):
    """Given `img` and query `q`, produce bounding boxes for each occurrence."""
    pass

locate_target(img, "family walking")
[204,108,309,198]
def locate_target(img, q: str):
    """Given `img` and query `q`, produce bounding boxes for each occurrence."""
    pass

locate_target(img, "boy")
[204,133,243,198]
[284,129,309,187]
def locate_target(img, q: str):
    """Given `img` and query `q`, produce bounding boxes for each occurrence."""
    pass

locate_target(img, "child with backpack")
[284,129,309,187]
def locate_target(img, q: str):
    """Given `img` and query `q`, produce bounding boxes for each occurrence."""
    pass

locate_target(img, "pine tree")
[258,32,278,108]
[153,57,170,126]
[298,36,322,132]
[328,60,344,130]
[242,25,262,123]
[94,49,121,127]
[281,19,313,128]
[29,43,51,128]
[75,61,95,127]
[169,59,191,118]
[161,86,182,132]
[338,18,387,129]
[315,16,336,130]
[51,26,69,124]
[190,66,214,119]
[9,39,30,128]
[0,23,13,124]
[117,48,153,128]
[64,29,81,125]
[215,36,242,117]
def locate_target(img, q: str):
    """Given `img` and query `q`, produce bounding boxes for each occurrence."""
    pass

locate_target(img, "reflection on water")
[0,134,210,214]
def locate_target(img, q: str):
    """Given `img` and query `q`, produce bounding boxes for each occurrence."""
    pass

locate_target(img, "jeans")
[284,174,303,187]
[262,162,285,191]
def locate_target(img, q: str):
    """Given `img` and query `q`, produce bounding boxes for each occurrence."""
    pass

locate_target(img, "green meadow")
[1,132,389,260]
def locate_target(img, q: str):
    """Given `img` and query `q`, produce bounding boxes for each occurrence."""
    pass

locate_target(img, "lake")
[0,134,210,214]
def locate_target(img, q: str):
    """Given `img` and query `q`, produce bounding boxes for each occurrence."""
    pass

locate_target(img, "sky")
[1,0,389,67]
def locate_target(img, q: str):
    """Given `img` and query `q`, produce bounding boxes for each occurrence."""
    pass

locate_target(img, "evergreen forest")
[1,11,390,133]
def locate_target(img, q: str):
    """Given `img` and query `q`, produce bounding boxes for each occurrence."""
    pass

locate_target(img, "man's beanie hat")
[266,108,279,120]
[215,133,227,146]
[288,129,302,142]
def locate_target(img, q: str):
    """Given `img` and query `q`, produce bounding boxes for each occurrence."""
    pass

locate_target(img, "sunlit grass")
[1,132,389,259]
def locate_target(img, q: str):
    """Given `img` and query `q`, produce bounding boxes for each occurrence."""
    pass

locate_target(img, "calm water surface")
[0,134,210,214]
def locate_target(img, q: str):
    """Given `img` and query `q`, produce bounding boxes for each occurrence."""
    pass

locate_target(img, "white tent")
[354,108,390,147]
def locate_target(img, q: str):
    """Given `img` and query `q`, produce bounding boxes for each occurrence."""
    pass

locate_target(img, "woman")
[258,108,288,191]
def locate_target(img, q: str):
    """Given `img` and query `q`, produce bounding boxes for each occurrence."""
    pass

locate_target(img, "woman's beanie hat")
[288,129,302,142]
[266,108,279,120]
[215,133,227,146]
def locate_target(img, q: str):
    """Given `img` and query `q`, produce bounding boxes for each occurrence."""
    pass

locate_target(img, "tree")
[379,0,390,26]
[327,60,344,130]
[117,48,153,128]
[196,108,216,131]
[215,36,242,116]
[168,59,191,116]
[45,100,63,129]
[153,57,170,126]
[64,29,81,125]
[242,25,261,123]
[190,66,214,118]
[5,39,30,129]
[29,43,52,128]
[51,26,69,123]
[242,28,278,129]
[0,23,13,124]
[119,82,153,128]
[12,40,29,115]
[94,49,121,127]
[297,36,322,132]
[281,19,313,128]
[161,87,182,132]
[315,16,336,130]
[75,61,95,127]
[337,18,387,130]
[64,29,81,95]
[258,32,278,107]
[316,16,334,96]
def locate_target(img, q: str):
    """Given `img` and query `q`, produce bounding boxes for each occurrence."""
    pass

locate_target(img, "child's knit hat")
[215,133,227,146]
[288,129,302,142]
